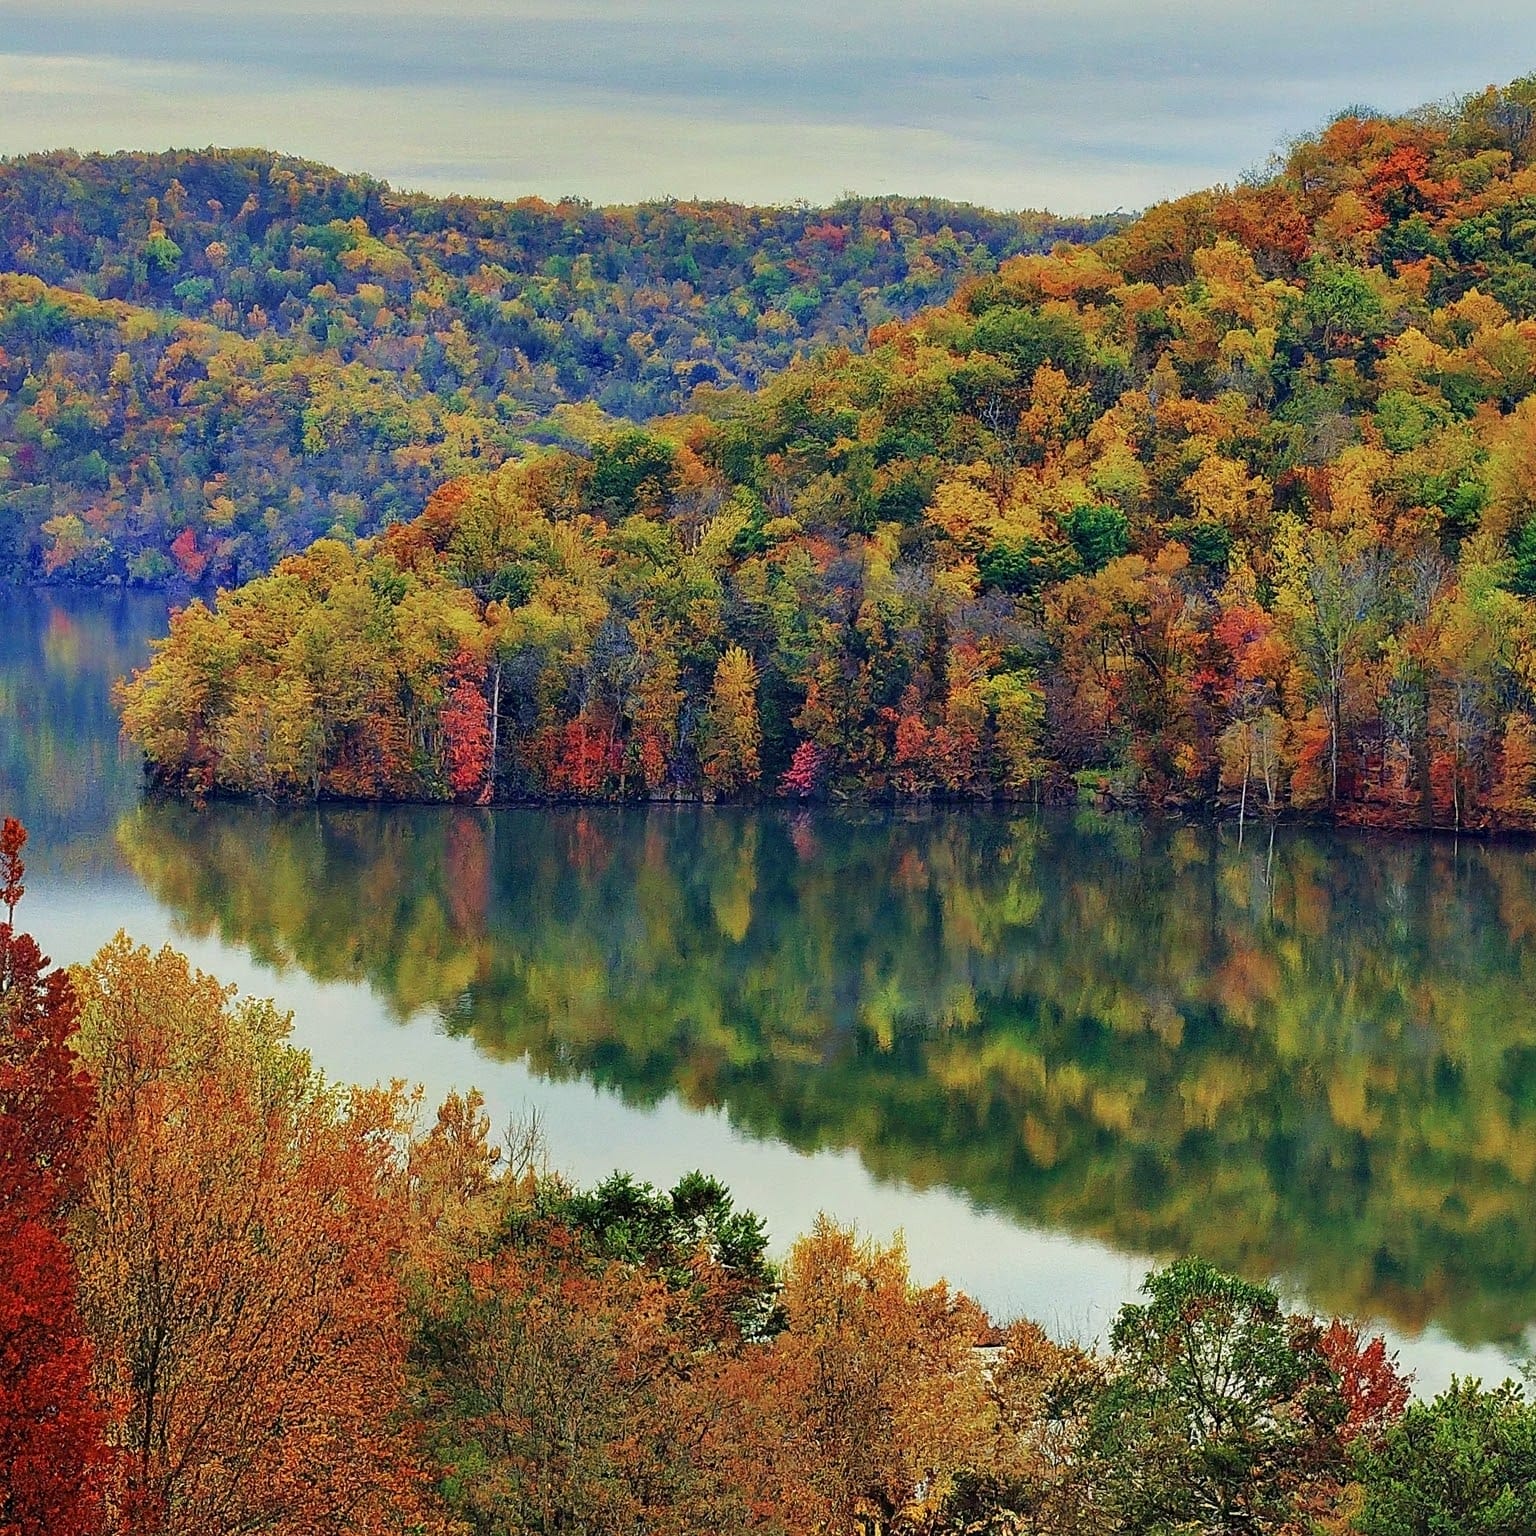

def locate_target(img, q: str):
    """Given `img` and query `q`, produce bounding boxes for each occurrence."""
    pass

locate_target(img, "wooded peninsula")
[83,77,1536,830]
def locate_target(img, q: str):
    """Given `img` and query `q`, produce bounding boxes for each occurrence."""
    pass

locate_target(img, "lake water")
[5,586,1535,1390]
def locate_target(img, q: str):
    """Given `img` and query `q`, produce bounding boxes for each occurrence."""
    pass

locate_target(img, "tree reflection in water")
[118,799,1536,1349]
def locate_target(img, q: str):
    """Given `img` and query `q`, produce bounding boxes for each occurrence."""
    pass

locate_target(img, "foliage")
[1086,1259,1347,1532]
[409,1166,781,1536]
[1320,1321,1414,1447]
[702,644,763,794]
[760,1218,997,1532]
[412,1234,736,1535]
[0,149,1116,584]
[67,933,438,1535]
[0,819,108,1536]
[1353,1377,1536,1534]
[533,1169,779,1338]
[113,74,1536,829]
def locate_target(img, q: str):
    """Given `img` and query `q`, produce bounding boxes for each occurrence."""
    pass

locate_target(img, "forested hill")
[120,76,1536,829]
[0,148,1118,583]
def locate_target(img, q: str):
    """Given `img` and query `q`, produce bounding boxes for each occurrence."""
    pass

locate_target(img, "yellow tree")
[68,937,437,1536]
[1426,555,1523,828]
[1273,522,1389,806]
[760,1218,995,1534]
[701,644,762,795]
[984,670,1048,794]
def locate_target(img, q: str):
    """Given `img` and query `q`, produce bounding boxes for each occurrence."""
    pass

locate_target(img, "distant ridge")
[0,147,1120,583]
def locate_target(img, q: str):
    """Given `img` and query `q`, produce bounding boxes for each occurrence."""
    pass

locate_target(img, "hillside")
[120,76,1536,828]
[0,149,1117,583]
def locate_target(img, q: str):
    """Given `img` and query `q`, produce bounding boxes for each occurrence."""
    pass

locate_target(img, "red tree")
[532,710,620,798]
[440,646,493,801]
[168,528,209,583]
[0,818,109,1536]
[777,740,827,798]
[1318,1319,1412,1446]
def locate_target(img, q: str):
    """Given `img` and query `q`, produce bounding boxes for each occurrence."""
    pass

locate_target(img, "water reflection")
[118,798,1536,1349]
[0,588,169,872]
[7,592,1533,1363]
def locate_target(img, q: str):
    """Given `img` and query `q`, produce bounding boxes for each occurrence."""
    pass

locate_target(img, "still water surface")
[6,587,1536,1389]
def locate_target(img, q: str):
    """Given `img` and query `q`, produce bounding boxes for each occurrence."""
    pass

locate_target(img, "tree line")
[4,816,1535,1535]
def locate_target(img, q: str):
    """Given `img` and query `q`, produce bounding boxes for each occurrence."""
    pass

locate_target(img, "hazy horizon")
[2,3,1535,215]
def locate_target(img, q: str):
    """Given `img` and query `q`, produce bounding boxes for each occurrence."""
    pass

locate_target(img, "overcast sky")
[2,1,1535,213]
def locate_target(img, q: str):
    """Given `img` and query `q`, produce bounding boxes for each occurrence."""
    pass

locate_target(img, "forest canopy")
[0,148,1117,584]
[115,75,1536,828]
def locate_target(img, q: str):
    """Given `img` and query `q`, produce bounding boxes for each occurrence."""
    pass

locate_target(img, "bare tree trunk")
[1329,690,1340,807]
[1238,741,1249,844]
[489,659,502,800]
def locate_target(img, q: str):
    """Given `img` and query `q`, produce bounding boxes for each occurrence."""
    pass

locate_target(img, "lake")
[6,586,1535,1390]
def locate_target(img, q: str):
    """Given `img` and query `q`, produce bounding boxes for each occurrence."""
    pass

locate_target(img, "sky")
[1,1,1535,213]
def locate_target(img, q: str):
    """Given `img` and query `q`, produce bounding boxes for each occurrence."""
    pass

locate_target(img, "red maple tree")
[440,646,493,800]
[0,818,110,1536]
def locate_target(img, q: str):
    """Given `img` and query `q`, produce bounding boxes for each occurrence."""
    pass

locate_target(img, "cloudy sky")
[3,1,1535,213]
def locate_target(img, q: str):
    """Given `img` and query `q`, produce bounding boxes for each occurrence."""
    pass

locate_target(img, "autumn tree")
[69,935,436,1536]
[1492,712,1536,823]
[1213,586,1294,820]
[440,644,493,801]
[404,1085,508,1275]
[1276,526,1389,807]
[759,1218,996,1534]
[410,1170,777,1536]
[778,739,828,797]
[413,1235,760,1536]
[1318,1319,1412,1448]
[701,644,762,795]
[939,1318,1105,1535]
[0,819,109,1536]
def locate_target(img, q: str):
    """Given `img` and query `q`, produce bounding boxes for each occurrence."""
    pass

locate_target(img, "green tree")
[589,431,680,514]
[1354,1377,1536,1536]
[534,1170,778,1339]
[1087,1258,1346,1535]
[1301,262,1385,355]
[1062,502,1130,575]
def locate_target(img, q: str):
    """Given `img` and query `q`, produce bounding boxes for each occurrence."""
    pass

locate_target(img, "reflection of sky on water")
[22,870,1528,1397]
[0,588,169,875]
